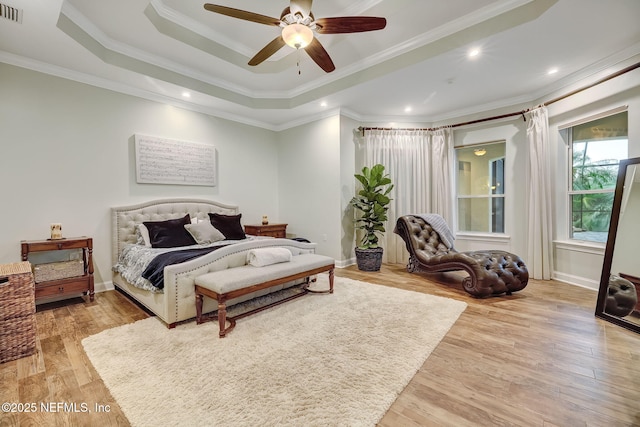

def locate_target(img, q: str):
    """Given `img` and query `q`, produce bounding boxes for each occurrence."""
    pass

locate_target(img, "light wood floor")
[1,264,639,426]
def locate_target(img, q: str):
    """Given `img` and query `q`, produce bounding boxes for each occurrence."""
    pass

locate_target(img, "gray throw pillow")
[184,221,226,244]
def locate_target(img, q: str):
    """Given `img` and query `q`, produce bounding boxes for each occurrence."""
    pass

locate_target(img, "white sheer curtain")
[526,107,553,279]
[431,128,453,224]
[363,128,453,264]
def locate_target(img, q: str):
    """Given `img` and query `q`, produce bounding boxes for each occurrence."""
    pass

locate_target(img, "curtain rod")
[358,61,640,135]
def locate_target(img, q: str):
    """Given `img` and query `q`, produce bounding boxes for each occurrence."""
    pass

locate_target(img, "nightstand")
[21,237,94,302]
[244,224,287,238]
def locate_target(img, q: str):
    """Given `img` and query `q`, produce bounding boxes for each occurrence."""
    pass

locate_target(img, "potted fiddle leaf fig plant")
[350,164,393,271]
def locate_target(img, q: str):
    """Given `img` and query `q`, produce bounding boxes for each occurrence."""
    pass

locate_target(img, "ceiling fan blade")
[305,38,335,73]
[315,17,387,34]
[290,0,312,18]
[203,4,281,26]
[248,36,287,66]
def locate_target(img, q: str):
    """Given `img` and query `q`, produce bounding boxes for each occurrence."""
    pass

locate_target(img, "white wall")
[353,67,640,290]
[3,61,639,291]
[548,76,640,289]
[0,63,279,288]
[339,114,358,264]
[276,114,343,260]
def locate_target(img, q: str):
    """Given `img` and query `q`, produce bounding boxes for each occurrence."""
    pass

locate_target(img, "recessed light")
[468,48,481,58]
[182,91,191,98]
[547,67,558,75]
[320,101,327,107]
[404,106,412,113]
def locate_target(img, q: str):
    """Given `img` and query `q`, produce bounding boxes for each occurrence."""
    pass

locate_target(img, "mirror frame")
[595,156,640,333]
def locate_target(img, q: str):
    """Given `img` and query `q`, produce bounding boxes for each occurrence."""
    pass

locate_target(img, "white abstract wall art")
[134,134,217,186]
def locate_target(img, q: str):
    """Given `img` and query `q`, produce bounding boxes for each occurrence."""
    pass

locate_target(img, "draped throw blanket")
[142,245,231,289]
[417,214,455,249]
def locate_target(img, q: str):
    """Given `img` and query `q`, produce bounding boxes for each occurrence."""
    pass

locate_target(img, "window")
[569,111,628,242]
[456,141,506,233]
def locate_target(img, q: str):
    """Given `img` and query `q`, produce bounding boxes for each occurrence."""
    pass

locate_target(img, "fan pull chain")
[297,48,302,75]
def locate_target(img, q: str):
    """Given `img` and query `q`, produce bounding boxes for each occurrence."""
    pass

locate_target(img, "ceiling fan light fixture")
[282,23,313,49]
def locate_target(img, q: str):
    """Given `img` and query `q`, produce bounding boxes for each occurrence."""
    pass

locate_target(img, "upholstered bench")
[195,253,335,337]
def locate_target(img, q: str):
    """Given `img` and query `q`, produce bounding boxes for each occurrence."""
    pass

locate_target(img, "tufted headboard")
[111,198,239,265]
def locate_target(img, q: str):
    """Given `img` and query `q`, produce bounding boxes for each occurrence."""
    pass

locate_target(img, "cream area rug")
[82,275,467,427]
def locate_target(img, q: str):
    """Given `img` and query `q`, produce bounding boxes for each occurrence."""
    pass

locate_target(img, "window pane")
[456,141,506,234]
[492,198,504,233]
[572,138,625,191]
[456,142,505,196]
[458,198,504,233]
[570,193,614,242]
[569,111,627,243]
[491,158,504,195]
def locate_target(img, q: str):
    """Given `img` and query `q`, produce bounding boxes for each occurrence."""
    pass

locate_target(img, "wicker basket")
[0,262,36,363]
[33,259,84,283]
[355,247,384,272]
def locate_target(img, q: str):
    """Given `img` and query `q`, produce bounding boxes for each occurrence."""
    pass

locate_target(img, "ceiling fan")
[203,1,387,73]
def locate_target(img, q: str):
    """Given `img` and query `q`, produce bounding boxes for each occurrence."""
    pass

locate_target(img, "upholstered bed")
[111,198,317,327]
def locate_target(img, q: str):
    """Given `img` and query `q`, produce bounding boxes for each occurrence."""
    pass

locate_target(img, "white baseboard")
[336,258,356,268]
[96,280,114,293]
[552,272,600,291]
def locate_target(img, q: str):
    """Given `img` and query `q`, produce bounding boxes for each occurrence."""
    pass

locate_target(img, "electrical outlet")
[322,234,327,241]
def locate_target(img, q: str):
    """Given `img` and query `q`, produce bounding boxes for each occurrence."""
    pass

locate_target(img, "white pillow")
[246,247,292,267]
[138,224,151,247]
[184,221,226,245]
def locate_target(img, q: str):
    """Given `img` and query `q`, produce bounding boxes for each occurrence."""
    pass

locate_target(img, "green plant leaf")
[351,163,394,249]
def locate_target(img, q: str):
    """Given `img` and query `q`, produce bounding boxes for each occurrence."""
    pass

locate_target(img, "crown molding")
[0,51,279,131]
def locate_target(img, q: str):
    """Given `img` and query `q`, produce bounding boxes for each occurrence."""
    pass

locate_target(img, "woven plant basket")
[0,262,36,363]
[355,247,384,272]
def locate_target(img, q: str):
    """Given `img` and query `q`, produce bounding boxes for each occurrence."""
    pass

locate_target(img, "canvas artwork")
[134,134,217,186]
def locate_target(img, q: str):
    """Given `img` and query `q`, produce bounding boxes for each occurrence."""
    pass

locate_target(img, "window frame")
[455,141,506,235]
[566,116,628,243]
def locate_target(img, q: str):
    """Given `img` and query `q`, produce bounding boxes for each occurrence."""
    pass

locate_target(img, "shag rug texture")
[82,275,467,427]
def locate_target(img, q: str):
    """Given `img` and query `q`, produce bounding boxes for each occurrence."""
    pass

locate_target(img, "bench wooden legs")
[195,292,234,338]
[305,268,334,294]
[216,299,230,338]
[195,268,334,338]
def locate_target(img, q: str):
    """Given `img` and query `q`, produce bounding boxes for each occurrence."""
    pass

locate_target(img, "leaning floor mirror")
[596,156,640,333]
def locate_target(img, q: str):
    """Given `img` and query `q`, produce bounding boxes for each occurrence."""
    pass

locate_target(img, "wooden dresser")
[244,224,287,238]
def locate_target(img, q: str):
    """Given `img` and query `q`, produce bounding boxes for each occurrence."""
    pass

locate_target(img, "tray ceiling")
[1,0,639,129]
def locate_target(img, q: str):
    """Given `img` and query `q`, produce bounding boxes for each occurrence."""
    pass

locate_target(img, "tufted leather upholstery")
[605,275,637,317]
[394,215,529,298]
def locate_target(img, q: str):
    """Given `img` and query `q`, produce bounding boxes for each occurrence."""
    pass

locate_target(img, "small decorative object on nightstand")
[50,223,63,240]
[244,223,287,238]
[21,236,94,303]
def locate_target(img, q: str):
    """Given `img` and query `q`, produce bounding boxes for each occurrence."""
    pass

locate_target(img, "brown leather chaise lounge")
[394,215,529,298]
